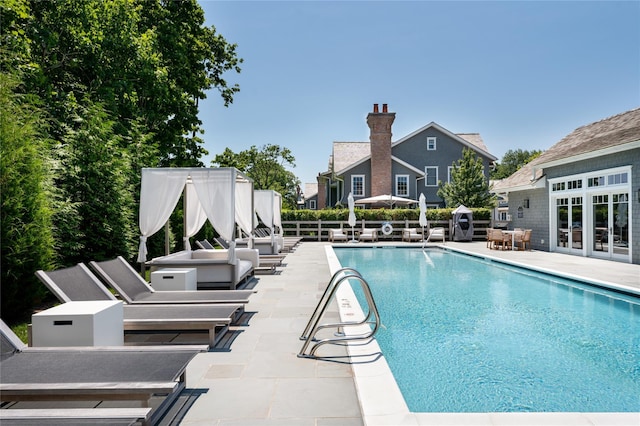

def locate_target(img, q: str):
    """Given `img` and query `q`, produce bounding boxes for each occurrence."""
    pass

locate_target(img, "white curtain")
[235,180,254,237]
[254,190,274,230]
[191,169,236,264]
[184,181,208,250]
[273,192,283,236]
[137,168,190,262]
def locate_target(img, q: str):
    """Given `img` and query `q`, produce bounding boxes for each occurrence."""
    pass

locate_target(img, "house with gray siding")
[314,104,497,209]
[493,107,640,265]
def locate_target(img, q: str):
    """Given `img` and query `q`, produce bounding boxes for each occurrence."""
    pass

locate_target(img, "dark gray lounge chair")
[89,256,255,305]
[35,264,243,346]
[196,239,216,249]
[0,320,205,425]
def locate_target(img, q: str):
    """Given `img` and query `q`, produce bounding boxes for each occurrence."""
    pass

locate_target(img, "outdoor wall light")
[637,189,640,203]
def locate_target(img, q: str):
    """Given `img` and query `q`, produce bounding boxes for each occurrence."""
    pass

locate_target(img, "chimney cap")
[373,103,379,113]
[382,104,388,113]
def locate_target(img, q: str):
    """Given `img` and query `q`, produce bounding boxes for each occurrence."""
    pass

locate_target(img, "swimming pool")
[333,247,640,413]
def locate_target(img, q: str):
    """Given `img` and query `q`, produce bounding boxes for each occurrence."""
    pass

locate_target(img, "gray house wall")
[393,128,493,205]
[507,148,639,264]
[507,188,550,251]
[339,127,494,207]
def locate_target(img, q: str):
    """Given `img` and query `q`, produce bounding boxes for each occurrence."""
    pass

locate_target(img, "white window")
[396,175,409,196]
[309,200,316,210]
[351,175,365,196]
[448,166,454,183]
[425,167,438,186]
[427,137,437,150]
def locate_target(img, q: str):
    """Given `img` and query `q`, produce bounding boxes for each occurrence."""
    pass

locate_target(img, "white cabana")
[137,167,254,263]
[254,190,283,254]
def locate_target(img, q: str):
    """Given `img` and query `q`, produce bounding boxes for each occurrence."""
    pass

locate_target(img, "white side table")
[31,300,124,347]
[151,268,197,291]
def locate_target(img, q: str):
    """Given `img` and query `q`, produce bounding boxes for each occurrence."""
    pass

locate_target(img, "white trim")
[548,165,632,263]
[351,174,365,197]
[425,166,438,187]
[427,136,437,150]
[447,166,454,183]
[391,156,425,175]
[395,174,409,197]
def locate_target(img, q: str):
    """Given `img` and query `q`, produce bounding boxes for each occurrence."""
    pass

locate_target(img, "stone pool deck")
[179,241,640,426]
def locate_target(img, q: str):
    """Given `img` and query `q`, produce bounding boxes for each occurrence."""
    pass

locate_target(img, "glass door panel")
[592,193,630,260]
[556,198,568,249]
[592,195,609,254]
[570,197,583,250]
[612,193,629,259]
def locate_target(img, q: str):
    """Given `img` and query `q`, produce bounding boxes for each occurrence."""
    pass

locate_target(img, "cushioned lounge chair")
[89,256,255,305]
[35,264,243,347]
[0,320,205,425]
[328,228,349,242]
[426,227,446,243]
[402,228,423,242]
[358,228,378,242]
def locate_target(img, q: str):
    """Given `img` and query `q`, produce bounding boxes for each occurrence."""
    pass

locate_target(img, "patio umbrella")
[419,193,427,238]
[347,192,357,242]
[354,194,418,207]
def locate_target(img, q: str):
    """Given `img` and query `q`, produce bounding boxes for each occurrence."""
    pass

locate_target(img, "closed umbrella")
[348,192,357,242]
[419,193,427,245]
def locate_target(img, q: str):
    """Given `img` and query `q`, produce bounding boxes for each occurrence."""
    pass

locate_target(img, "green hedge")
[281,207,491,222]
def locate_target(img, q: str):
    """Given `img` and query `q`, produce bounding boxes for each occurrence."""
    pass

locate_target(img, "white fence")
[281,219,491,242]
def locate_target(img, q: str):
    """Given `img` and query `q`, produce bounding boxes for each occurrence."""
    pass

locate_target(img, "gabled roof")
[331,142,370,175]
[304,183,318,198]
[324,123,496,178]
[393,122,497,161]
[493,107,640,193]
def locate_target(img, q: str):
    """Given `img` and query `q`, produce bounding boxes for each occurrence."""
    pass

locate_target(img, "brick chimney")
[316,174,326,209]
[366,103,395,196]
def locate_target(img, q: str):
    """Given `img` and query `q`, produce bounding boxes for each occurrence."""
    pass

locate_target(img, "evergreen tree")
[437,148,496,208]
[0,72,56,322]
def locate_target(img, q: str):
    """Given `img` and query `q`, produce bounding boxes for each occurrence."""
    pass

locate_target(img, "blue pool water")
[334,247,640,413]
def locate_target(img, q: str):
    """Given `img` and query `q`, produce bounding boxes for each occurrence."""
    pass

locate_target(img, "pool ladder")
[298,267,381,359]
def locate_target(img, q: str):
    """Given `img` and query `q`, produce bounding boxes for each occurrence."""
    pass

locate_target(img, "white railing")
[281,219,492,242]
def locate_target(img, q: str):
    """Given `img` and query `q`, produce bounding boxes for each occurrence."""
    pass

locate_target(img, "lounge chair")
[358,228,378,242]
[328,228,349,242]
[426,227,446,243]
[402,228,423,242]
[196,239,216,249]
[35,264,243,346]
[0,319,205,425]
[89,256,255,305]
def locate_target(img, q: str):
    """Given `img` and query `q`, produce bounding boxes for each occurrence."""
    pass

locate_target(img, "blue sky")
[198,1,640,188]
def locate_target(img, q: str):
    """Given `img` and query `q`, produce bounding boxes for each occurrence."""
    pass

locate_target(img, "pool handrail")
[298,267,381,359]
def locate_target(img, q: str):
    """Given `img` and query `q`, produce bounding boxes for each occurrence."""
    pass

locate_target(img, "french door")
[591,192,630,261]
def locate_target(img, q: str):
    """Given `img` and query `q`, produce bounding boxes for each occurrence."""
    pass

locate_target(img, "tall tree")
[212,144,301,209]
[52,101,137,264]
[0,72,55,322]
[491,148,542,180]
[438,148,496,208]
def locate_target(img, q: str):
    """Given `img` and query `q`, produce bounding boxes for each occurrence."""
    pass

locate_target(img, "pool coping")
[325,244,640,426]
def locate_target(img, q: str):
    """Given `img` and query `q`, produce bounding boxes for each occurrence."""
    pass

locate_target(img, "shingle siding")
[508,189,550,251]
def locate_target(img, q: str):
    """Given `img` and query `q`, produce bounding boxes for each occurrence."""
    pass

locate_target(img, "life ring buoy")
[381,222,393,236]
